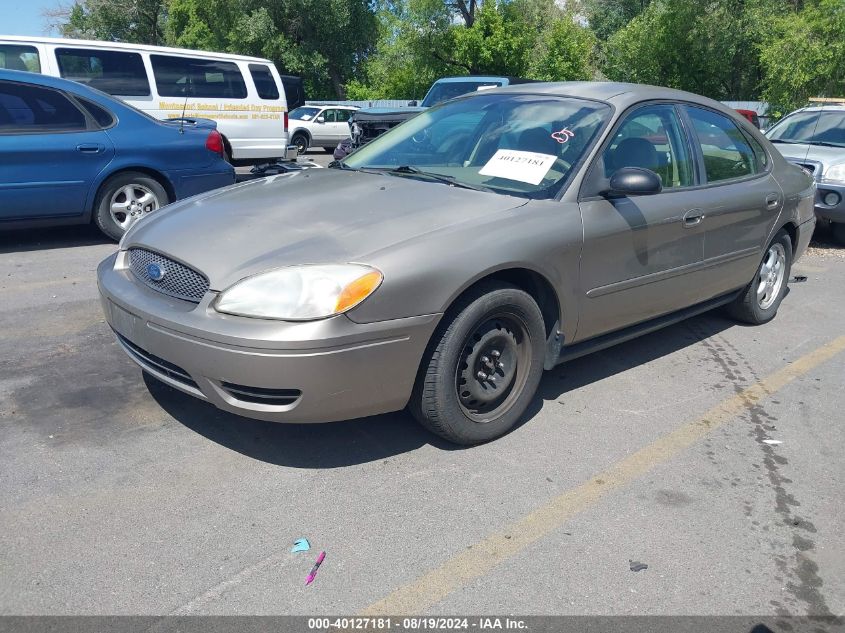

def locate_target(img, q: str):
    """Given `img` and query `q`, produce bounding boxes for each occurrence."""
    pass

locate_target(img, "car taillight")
[284,111,289,132]
[205,130,224,156]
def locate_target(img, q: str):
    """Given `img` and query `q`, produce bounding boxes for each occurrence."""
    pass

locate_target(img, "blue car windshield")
[343,94,612,199]
[420,81,504,107]
[767,110,845,147]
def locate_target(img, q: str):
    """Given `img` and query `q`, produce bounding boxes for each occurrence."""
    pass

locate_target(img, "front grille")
[116,332,198,389]
[220,381,301,406]
[128,248,209,303]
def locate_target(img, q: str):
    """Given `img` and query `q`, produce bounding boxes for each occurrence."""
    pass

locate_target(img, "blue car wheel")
[94,172,170,241]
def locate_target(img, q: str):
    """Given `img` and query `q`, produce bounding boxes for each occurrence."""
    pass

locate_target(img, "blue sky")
[1,0,57,36]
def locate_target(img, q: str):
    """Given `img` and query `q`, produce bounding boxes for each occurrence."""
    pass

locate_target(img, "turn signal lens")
[335,271,383,313]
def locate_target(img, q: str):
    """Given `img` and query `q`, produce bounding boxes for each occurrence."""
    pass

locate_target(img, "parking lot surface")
[1,211,844,616]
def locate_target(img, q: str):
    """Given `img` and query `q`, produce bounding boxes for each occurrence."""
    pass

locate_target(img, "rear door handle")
[765,193,780,210]
[683,208,705,228]
[76,143,104,154]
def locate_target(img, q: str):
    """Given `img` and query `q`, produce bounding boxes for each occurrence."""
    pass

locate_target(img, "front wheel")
[409,282,546,445]
[727,230,792,324]
[291,133,308,155]
[94,172,170,241]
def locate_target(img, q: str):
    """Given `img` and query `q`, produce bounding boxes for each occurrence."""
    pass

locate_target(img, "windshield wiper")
[387,165,492,192]
[769,139,801,144]
[806,140,845,148]
[328,160,355,170]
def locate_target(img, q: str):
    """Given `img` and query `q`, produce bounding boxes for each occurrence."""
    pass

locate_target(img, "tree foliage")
[760,0,845,114]
[44,0,845,109]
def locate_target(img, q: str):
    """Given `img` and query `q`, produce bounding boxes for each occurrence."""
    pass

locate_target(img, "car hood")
[770,142,845,169]
[124,168,525,290]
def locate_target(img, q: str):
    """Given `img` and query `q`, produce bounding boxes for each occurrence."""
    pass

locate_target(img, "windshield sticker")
[552,128,575,143]
[479,149,557,185]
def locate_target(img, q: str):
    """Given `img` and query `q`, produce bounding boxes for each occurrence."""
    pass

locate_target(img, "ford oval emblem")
[147,263,166,281]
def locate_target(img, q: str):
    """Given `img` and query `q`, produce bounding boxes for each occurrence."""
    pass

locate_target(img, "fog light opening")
[823,191,841,206]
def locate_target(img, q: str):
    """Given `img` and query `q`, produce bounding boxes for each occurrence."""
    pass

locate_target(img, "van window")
[56,48,150,96]
[0,82,87,133]
[248,64,279,100]
[151,55,248,99]
[0,44,41,72]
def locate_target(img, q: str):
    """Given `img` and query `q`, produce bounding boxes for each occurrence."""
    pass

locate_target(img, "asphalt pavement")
[1,196,844,618]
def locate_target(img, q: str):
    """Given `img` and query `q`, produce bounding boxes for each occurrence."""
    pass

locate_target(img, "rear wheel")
[94,172,169,241]
[410,282,546,445]
[726,230,792,324]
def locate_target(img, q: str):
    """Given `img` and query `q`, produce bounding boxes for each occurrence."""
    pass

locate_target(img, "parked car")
[99,82,814,445]
[0,69,235,240]
[0,35,293,164]
[288,104,359,154]
[765,104,845,243]
[735,108,761,128]
[344,76,535,153]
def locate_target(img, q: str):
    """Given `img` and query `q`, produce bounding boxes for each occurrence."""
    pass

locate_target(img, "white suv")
[288,104,358,154]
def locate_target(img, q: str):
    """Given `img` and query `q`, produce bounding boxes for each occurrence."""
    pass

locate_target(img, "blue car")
[0,69,235,240]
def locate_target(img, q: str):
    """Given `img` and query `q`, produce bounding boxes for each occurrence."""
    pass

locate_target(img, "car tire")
[94,172,170,241]
[832,222,845,245]
[409,282,546,445]
[726,229,792,325]
[291,133,308,155]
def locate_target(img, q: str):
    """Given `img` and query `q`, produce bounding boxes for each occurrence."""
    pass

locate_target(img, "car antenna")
[801,97,826,167]
[179,76,192,135]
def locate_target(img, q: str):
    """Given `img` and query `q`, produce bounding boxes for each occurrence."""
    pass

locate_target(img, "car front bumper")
[97,252,440,423]
[814,181,845,224]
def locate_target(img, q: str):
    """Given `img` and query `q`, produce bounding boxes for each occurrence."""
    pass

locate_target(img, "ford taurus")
[98,82,815,445]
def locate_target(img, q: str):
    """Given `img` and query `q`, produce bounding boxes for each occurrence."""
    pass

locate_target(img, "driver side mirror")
[606,167,662,197]
[316,116,325,124]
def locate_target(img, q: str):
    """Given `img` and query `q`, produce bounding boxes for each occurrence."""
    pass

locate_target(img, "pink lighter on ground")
[305,551,326,585]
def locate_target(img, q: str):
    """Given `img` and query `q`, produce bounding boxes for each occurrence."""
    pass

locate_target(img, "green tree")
[760,0,845,114]
[46,0,167,44]
[602,0,781,100]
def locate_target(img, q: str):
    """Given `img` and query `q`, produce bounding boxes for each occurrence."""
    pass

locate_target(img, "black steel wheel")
[410,281,546,445]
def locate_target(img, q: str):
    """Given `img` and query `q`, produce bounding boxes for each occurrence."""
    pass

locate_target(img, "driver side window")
[604,104,694,189]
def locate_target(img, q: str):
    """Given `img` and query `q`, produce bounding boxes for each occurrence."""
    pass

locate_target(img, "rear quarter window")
[77,97,116,128]
[0,44,41,72]
[151,55,248,99]
[56,48,150,96]
[248,64,279,100]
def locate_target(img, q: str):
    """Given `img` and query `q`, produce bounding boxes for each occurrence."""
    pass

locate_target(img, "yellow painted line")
[361,335,845,615]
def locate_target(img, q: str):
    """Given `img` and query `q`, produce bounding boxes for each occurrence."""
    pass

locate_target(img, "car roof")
[486,81,737,113]
[787,105,845,114]
[0,34,273,63]
[308,104,359,109]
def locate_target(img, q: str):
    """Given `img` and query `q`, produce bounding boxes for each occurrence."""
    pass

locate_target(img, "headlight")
[822,164,845,184]
[213,264,383,320]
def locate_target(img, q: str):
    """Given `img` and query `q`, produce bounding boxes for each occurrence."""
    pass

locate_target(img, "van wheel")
[291,133,308,155]
[409,282,546,445]
[94,172,169,241]
[727,230,792,325]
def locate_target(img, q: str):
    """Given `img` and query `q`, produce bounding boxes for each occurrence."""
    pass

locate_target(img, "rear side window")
[56,48,150,96]
[77,97,115,128]
[248,64,279,100]
[0,82,87,133]
[0,44,41,72]
[685,106,757,183]
[151,55,247,99]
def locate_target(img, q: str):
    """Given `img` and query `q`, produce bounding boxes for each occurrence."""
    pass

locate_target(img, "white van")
[0,35,293,163]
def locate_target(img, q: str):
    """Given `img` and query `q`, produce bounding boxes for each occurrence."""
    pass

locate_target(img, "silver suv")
[288,104,359,154]
[766,104,845,243]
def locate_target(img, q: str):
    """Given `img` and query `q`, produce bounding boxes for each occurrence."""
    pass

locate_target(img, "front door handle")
[683,208,705,228]
[765,193,780,210]
[76,143,104,154]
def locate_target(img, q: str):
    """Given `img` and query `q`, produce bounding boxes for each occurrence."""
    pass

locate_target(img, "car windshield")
[420,81,504,108]
[342,94,612,199]
[290,106,321,121]
[766,110,845,147]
